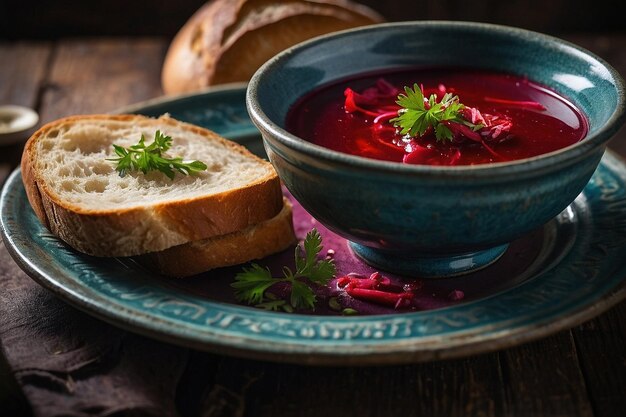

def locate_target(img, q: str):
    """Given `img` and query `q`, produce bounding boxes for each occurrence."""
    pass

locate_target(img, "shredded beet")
[347,287,414,309]
[344,88,380,117]
[443,120,482,142]
[460,107,486,126]
[343,78,401,118]
[342,79,526,165]
[480,114,514,142]
[373,111,398,124]
[337,272,423,309]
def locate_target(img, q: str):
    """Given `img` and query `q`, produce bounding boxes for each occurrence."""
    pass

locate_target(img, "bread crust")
[21,114,282,257]
[161,0,383,93]
[140,198,296,277]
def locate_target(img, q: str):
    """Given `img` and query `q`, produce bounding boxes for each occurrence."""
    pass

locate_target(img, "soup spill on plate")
[285,68,588,165]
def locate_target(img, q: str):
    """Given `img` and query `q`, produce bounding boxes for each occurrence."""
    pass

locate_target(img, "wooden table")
[1,35,625,417]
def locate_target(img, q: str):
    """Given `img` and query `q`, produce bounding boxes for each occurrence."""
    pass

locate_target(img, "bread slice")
[139,198,295,277]
[21,114,282,257]
[162,0,383,93]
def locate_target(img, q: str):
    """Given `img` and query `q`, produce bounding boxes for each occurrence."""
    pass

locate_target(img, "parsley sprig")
[108,130,207,179]
[390,84,482,142]
[231,229,336,312]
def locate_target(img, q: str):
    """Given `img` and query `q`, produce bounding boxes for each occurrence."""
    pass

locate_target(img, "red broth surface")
[285,68,588,165]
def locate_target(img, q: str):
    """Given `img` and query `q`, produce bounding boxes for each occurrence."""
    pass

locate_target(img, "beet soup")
[285,68,588,166]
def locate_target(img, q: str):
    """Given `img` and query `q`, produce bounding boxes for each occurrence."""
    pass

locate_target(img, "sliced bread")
[161,0,383,93]
[21,114,282,257]
[139,197,295,277]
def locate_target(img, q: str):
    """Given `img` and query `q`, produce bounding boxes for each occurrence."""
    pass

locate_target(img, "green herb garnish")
[390,83,482,142]
[232,229,336,312]
[108,130,207,179]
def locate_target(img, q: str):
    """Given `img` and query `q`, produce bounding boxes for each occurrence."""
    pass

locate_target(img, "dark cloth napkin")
[0,244,190,417]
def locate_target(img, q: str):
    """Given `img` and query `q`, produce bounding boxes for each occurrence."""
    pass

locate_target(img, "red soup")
[285,68,588,165]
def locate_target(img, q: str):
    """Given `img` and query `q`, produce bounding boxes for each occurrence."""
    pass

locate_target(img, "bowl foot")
[348,242,509,278]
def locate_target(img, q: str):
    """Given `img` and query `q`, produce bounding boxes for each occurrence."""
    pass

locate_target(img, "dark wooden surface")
[0,34,625,417]
[2,0,625,39]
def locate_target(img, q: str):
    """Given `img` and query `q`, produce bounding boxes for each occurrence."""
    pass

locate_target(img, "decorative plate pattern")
[1,85,625,365]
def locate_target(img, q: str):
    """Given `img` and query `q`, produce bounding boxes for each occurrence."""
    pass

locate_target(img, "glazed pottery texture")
[247,22,626,276]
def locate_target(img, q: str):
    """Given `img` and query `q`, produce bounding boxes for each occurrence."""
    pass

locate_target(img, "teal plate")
[1,85,626,365]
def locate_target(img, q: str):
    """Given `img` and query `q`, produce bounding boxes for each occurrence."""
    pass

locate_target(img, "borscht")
[285,68,588,165]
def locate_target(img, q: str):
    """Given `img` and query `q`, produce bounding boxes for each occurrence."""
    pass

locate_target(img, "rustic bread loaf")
[139,197,295,277]
[161,0,384,94]
[21,114,282,257]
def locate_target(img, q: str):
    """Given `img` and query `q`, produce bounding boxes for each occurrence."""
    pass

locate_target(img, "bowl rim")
[0,105,39,134]
[247,21,626,178]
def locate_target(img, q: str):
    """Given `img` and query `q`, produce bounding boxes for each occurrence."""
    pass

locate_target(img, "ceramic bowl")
[247,21,626,277]
[0,105,39,145]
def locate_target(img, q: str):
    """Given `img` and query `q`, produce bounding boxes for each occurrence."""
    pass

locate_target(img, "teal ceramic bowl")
[247,21,626,277]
